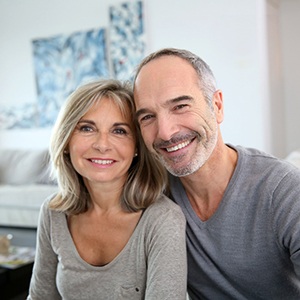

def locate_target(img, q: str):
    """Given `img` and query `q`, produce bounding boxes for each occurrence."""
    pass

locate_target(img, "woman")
[27,79,187,300]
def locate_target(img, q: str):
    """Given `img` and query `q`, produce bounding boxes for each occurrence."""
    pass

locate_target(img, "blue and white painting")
[1,1,145,129]
[32,28,109,127]
[0,102,37,129]
[109,1,145,80]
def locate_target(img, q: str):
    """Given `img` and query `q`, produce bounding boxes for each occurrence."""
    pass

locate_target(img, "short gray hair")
[134,48,217,107]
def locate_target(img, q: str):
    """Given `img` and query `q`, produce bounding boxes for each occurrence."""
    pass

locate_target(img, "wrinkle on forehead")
[134,56,200,112]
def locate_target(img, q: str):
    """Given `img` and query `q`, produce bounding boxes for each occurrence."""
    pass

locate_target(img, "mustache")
[153,132,200,149]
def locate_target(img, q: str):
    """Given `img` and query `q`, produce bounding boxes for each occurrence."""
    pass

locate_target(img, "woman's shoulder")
[137,195,186,243]
[150,194,181,209]
[144,194,185,222]
[40,194,66,222]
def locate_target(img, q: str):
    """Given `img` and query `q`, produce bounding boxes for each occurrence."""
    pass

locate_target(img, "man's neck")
[180,143,238,221]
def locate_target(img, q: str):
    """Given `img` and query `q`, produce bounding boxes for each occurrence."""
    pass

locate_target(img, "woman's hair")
[134,47,217,108]
[49,79,167,214]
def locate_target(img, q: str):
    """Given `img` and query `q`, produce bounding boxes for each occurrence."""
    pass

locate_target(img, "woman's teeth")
[91,159,113,165]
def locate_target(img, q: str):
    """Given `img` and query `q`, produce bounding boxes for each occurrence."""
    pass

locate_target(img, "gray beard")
[159,130,218,177]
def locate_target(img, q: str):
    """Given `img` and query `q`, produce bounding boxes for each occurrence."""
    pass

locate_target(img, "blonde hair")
[49,79,167,214]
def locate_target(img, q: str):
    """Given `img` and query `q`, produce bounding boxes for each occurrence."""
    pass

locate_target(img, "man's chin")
[168,167,197,177]
[162,160,196,177]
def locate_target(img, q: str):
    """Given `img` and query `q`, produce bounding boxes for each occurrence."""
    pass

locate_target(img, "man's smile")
[166,140,192,152]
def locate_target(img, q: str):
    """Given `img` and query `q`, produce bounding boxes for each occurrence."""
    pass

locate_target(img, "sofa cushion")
[0,184,58,227]
[0,149,53,185]
[285,150,300,169]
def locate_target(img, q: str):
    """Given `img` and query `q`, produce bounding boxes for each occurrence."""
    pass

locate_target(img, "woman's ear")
[64,147,69,154]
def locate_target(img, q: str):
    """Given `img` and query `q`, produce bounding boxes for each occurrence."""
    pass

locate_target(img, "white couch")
[0,149,58,228]
[285,149,300,169]
[1,147,298,229]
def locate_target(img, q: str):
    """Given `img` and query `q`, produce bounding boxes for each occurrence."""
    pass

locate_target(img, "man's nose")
[156,114,178,141]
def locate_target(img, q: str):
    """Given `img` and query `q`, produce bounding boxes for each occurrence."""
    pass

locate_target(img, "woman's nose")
[92,133,111,153]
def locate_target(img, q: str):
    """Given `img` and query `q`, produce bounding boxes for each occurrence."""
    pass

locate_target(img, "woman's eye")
[78,125,94,132]
[113,128,127,135]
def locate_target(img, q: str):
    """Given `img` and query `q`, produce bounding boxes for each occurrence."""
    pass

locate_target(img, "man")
[133,48,300,299]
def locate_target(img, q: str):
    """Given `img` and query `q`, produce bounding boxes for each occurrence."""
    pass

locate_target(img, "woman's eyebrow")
[113,122,131,127]
[77,119,95,125]
[78,119,130,127]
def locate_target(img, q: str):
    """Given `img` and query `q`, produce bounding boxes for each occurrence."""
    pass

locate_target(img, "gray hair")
[49,79,167,214]
[134,48,217,107]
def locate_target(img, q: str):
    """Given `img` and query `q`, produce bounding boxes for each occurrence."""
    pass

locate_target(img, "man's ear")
[213,90,224,124]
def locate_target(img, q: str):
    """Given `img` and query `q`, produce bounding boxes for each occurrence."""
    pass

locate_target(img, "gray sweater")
[27,195,187,300]
[170,145,300,299]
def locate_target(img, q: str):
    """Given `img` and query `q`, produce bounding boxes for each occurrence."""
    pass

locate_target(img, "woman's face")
[68,97,136,188]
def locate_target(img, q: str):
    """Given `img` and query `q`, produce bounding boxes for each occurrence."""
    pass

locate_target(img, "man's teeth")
[166,140,191,152]
[91,159,113,165]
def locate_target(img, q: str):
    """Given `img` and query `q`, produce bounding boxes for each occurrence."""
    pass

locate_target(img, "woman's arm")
[27,200,61,299]
[145,199,187,299]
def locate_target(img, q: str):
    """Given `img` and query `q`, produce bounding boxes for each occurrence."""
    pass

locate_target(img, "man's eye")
[140,114,153,122]
[174,104,188,110]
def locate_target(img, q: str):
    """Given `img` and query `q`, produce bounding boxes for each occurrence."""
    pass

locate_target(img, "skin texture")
[67,97,142,266]
[69,97,135,188]
[134,55,238,221]
[133,51,300,300]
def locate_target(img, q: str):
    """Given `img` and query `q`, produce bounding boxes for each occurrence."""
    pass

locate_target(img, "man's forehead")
[135,57,196,90]
[135,67,198,97]
[136,55,191,78]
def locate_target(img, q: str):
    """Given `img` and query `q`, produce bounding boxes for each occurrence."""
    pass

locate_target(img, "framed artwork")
[32,28,109,127]
[109,1,145,80]
[1,1,145,129]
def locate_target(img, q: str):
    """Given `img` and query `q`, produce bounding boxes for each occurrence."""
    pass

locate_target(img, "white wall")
[280,0,300,155]
[145,0,272,155]
[0,0,124,149]
[266,0,285,158]
[0,0,299,157]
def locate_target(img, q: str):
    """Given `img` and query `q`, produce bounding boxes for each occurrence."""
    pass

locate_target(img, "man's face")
[134,56,223,177]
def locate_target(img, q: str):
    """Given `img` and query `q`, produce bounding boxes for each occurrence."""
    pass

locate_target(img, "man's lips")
[165,140,192,152]
[154,132,199,154]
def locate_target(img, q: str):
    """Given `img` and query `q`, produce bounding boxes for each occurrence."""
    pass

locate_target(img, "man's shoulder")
[231,144,300,181]
[229,144,274,159]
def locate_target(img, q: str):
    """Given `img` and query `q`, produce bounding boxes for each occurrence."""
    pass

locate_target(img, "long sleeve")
[272,167,300,279]
[27,196,187,300]
[144,199,187,299]
[27,200,61,299]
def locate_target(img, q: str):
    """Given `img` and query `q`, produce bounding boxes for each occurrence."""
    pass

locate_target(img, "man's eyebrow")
[135,108,150,119]
[165,95,194,105]
[135,95,193,119]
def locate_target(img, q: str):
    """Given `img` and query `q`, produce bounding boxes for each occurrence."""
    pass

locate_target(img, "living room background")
[0,0,299,158]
